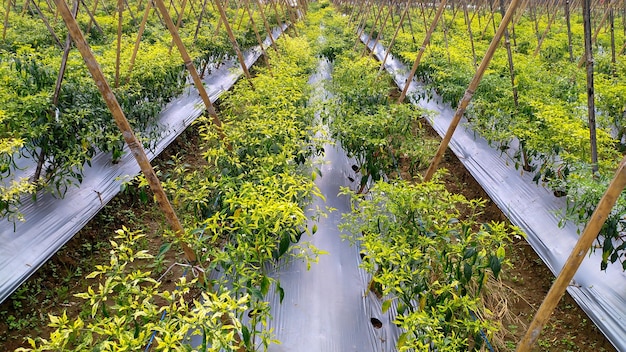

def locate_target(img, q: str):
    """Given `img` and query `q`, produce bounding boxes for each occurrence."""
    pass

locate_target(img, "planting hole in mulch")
[370,317,383,329]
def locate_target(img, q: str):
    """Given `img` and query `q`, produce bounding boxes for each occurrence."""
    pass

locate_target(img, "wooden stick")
[193,0,207,41]
[397,0,447,104]
[213,0,254,88]
[243,0,271,74]
[52,0,197,264]
[254,0,278,53]
[583,0,599,172]
[424,0,521,181]
[578,1,612,67]
[123,0,135,22]
[3,0,12,40]
[379,0,412,72]
[114,0,122,87]
[125,0,152,84]
[81,0,104,35]
[153,0,227,142]
[30,0,63,48]
[463,0,478,70]
[168,0,188,54]
[86,0,98,33]
[366,0,393,58]
[516,156,626,351]
[533,2,560,56]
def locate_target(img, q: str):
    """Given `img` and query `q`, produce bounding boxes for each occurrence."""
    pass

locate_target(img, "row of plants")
[0,0,290,223]
[17,18,326,350]
[316,6,521,350]
[352,2,626,270]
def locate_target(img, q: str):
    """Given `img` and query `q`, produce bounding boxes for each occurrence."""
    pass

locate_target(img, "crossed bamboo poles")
[341,0,625,350]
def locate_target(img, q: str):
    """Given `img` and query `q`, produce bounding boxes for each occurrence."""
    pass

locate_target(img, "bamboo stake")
[30,0,63,48]
[168,0,188,54]
[566,0,574,61]
[243,0,271,74]
[578,1,612,67]
[3,0,12,40]
[441,6,450,64]
[213,0,254,89]
[52,0,78,102]
[533,2,560,56]
[583,0,599,173]
[254,0,278,53]
[82,0,104,35]
[405,0,416,45]
[114,0,122,87]
[424,0,521,181]
[52,0,197,264]
[397,0,447,104]
[125,0,152,84]
[269,0,284,39]
[379,0,412,72]
[153,0,227,142]
[193,0,207,41]
[365,0,392,57]
[463,0,478,70]
[21,0,28,16]
[515,157,626,351]
[123,0,135,22]
[609,0,616,66]
[86,0,98,33]
[354,0,372,48]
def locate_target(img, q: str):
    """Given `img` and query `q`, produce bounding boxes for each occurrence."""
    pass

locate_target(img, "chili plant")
[341,177,519,351]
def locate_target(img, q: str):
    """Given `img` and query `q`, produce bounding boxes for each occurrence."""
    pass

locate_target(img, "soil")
[0,102,618,352]
[420,121,617,352]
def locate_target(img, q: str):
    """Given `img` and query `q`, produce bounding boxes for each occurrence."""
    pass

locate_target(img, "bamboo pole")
[463,0,478,70]
[193,0,207,41]
[424,0,521,181]
[516,157,626,351]
[566,0,574,61]
[125,0,152,84]
[3,0,12,40]
[53,0,79,101]
[441,6,450,64]
[354,0,372,48]
[366,0,393,57]
[168,0,188,54]
[81,0,104,35]
[123,0,135,22]
[610,0,616,67]
[86,0,98,33]
[114,0,122,87]
[379,0,412,72]
[30,0,63,48]
[533,2,560,56]
[52,0,197,264]
[153,0,227,142]
[254,0,278,53]
[243,0,271,74]
[213,0,254,89]
[578,2,612,66]
[397,0,448,104]
[583,0,599,173]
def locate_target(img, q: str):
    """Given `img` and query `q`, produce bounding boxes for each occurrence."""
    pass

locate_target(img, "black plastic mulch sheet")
[0,27,286,304]
[362,35,626,351]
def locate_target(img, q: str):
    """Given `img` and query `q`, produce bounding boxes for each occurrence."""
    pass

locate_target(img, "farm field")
[0,0,625,351]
